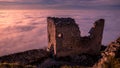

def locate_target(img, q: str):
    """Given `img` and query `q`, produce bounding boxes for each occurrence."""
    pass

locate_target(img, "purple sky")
[0,0,120,56]
[0,0,120,10]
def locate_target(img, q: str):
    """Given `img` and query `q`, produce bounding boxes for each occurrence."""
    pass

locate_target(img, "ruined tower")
[47,17,81,57]
[81,19,105,54]
[47,17,105,57]
[88,19,105,54]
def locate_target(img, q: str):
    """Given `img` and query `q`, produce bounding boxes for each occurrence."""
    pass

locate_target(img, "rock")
[0,49,49,65]
[93,37,120,68]
[100,45,107,51]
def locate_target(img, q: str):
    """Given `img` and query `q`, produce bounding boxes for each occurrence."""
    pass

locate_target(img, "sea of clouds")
[0,10,119,56]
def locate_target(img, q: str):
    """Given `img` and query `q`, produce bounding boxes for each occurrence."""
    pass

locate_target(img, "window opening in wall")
[58,33,62,38]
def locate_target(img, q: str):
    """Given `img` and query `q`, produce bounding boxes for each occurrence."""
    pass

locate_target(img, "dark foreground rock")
[0,40,119,68]
[0,49,49,65]
[94,37,120,68]
[0,49,102,68]
[39,54,101,68]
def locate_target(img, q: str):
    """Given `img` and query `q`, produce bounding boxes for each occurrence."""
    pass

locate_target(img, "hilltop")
[0,47,103,68]
[0,49,49,65]
[0,38,119,68]
[0,17,119,68]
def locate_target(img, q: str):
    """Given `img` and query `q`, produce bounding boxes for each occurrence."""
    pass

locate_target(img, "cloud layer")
[0,10,120,56]
[0,0,120,9]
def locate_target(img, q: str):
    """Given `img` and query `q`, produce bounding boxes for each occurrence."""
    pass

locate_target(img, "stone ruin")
[47,17,105,57]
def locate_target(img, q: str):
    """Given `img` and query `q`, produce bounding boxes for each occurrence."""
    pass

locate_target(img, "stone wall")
[55,17,81,57]
[47,17,57,55]
[82,19,105,54]
[47,17,105,57]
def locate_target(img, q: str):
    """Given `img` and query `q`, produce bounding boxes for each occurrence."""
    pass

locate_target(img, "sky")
[0,0,120,56]
[0,0,120,10]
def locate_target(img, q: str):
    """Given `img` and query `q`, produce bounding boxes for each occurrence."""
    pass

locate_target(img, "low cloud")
[0,0,120,10]
[0,9,119,56]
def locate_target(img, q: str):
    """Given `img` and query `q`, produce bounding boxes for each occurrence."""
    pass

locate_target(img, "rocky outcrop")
[39,54,101,68]
[47,17,105,57]
[0,38,119,68]
[94,37,120,68]
[0,49,49,65]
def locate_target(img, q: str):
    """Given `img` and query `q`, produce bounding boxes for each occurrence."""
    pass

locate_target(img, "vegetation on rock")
[94,37,120,68]
[0,62,36,68]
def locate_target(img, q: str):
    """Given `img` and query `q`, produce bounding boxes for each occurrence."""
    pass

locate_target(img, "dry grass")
[0,62,36,68]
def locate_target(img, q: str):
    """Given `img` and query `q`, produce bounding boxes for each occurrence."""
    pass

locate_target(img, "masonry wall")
[80,19,105,54]
[47,17,105,57]
[47,18,56,55]
[55,18,81,56]
[89,19,105,54]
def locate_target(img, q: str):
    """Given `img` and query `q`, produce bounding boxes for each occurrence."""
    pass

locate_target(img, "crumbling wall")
[47,17,56,55]
[55,18,81,56]
[47,17,81,57]
[47,17,105,57]
[91,19,105,54]
[81,19,105,54]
